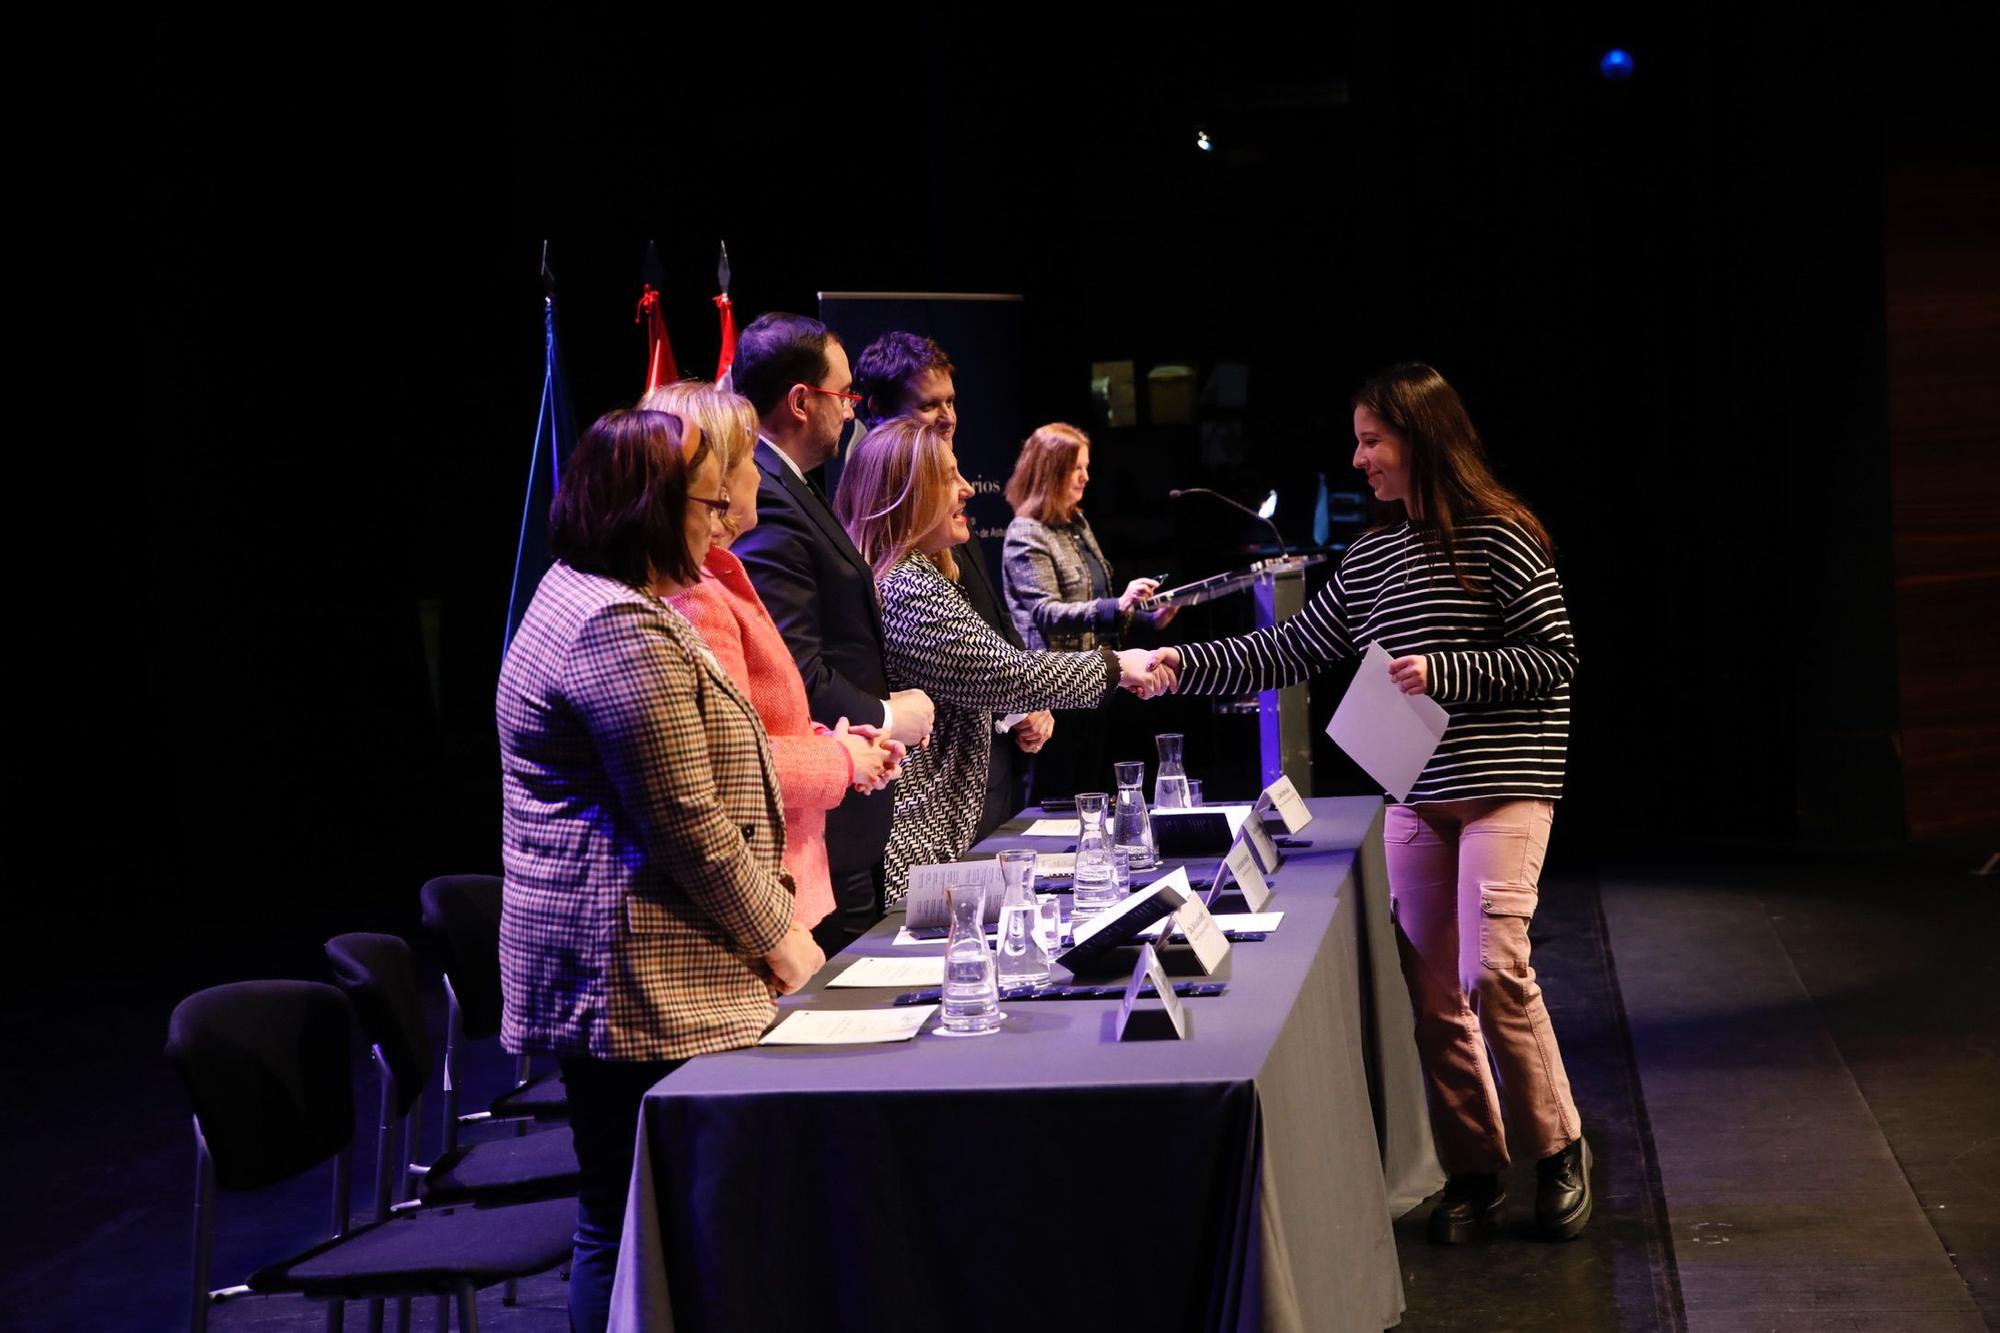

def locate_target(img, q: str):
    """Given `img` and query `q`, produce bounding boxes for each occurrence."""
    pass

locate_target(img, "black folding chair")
[166,980,573,1332]
[323,932,579,1210]
[418,874,570,1147]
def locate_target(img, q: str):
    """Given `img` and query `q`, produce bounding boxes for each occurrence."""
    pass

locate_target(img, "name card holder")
[1257,774,1314,834]
[1116,943,1189,1041]
[1210,833,1274,913]
[1240,811,1282,875]
[1171,892,1231,976]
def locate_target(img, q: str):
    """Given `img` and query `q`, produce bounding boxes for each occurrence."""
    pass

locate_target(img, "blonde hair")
[640,380,758,472]
[640,380,759,537]
[832,417,962,582]
[1004,422,1090,524]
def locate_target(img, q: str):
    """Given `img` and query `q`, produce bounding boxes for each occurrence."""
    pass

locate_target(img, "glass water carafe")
[1112,761,1158,870]
[940,882,1000,1035]
[995,850,1049,988]
[1071,791,1120,917]
[1153,733,1191,809]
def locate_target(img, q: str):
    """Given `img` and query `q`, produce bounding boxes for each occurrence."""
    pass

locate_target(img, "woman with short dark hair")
[499,406,824,1331]
[1149,364,1592,1244]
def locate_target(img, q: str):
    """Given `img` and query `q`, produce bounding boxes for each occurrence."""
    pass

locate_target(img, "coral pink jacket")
[670,548,852,929]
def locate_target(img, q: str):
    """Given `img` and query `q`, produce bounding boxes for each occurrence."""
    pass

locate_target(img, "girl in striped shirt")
[1150,363,1592,1243]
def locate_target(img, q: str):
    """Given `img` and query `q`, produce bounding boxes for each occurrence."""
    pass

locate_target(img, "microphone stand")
[1169,487,1290,559]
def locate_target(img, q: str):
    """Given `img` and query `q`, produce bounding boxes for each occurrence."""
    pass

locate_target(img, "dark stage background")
[128,8,1995,975]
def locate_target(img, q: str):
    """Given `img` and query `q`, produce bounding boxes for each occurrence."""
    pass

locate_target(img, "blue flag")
[505,283,577,657]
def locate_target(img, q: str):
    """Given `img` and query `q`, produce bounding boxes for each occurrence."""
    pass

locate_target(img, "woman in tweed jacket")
[646,381,903,941]
[1001,422,1177,799]
[832,417,1168,899]
[497,407,823,1331]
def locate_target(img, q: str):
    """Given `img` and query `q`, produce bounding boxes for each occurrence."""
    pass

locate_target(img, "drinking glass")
[1153,733,1191,808]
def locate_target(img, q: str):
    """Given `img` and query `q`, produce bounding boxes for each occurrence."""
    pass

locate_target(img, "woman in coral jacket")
[644,381,903,953]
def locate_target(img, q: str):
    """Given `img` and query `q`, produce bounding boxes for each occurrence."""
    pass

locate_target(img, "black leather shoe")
[1428,1172,1505,1243]
[1536,1136,1592,1240]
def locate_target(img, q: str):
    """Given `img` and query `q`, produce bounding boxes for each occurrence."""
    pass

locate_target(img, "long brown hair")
[832,417,962,582]
[1004,422,1089,524]
[1352,363,1550,589]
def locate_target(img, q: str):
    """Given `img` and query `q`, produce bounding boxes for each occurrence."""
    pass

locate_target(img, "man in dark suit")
[854,330,1048,842]
[730,313,935,956]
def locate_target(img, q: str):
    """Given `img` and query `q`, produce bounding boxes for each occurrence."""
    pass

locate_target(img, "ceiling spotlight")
[1196,129,1215,152]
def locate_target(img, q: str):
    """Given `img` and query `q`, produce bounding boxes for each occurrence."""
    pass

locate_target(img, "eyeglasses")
[796,383,862,405]
[689,492,731,517]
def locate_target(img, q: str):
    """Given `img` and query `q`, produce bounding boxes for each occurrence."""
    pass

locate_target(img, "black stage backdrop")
[123,7,1995,977]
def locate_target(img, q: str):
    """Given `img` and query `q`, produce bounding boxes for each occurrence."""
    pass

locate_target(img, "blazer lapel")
[656,601,786,825]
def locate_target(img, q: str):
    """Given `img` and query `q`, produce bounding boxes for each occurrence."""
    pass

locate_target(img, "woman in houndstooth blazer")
[497,407,824,1332]
[833,418,1168,900]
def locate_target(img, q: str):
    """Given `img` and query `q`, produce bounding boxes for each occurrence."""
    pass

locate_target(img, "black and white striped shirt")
[1176,518,1578,803]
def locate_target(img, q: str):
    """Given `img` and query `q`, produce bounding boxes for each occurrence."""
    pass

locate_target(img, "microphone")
[1169,487,1287,556]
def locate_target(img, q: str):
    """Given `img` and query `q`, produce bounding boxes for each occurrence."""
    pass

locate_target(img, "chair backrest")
[323,932,432,1116]
[417,874,505,1039]
[164,981,355,1192]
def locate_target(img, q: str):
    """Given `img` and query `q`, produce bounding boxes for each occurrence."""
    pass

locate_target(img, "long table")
[611,796,1441,1332]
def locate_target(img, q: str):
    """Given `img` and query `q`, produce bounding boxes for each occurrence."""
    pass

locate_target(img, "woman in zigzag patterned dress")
[832,417,1170,901]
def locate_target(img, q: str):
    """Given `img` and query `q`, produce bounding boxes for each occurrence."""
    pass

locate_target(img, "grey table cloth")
[611,796,1440,1332]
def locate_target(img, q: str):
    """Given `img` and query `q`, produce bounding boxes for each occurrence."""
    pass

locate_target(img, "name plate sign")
[1258,775,1314,834]
[1216,835,1274,912]
[1241,811,1281,874]
[1116,943,1189,1041]
[1172,891,1232,976]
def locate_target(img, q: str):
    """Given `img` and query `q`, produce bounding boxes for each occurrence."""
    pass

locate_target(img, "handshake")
[1115,647,1181,700]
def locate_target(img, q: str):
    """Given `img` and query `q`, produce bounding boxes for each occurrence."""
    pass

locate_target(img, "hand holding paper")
[1388,654,1430,695]
[1327,641,1451,802]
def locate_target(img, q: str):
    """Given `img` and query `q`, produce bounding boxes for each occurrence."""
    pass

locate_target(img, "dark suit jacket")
[732,440,893,871]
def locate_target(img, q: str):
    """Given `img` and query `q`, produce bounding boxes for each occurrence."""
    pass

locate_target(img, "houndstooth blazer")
[878,552,1117,900]
[1001,513,1135,652]
[497,561,795,1062]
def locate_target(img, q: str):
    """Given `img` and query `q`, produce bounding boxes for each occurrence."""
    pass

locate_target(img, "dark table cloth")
[610,796,1440,1332]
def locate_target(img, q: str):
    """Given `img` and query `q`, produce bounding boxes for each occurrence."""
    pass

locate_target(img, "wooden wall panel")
[1885,145,2000,839]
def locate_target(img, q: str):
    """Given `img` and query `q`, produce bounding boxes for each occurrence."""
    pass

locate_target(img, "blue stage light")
[1600,48,1634,80]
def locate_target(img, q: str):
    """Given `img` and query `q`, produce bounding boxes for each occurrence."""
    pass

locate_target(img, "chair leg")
[453,1279,479,1333]
[367,1051,398,1333]
[403,1088,424,1199]
[441,978,463,1154]
[189,1125,215,1333]
[435,1294,449,1329]
[328,1144,352,1333]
